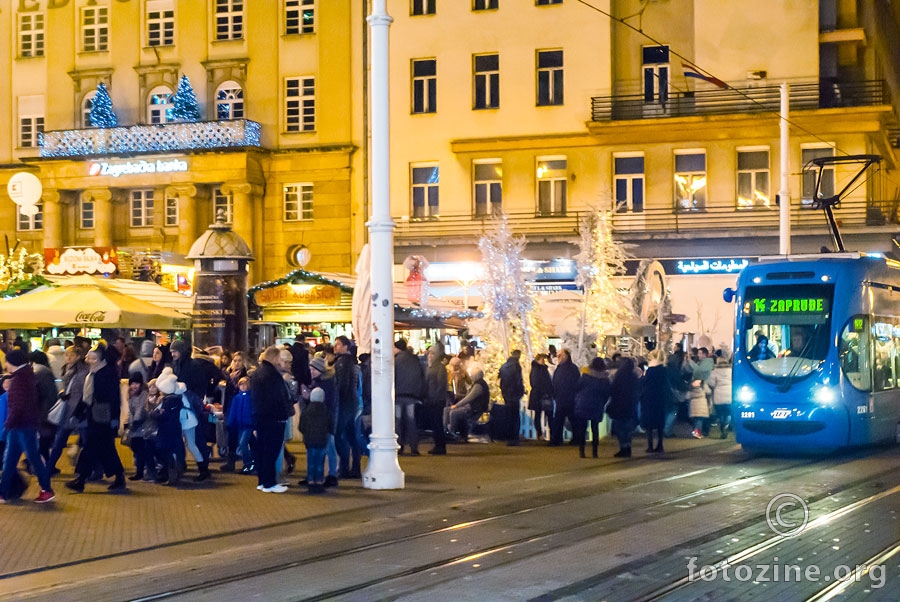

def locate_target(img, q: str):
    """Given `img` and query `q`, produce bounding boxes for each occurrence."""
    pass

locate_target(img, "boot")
[65,476,85,493]
[579,445,586,459]
[220,458,236,472]
[194,461,212,482]
[108,473,127,491]
[592,441,598,458]
[646,433,654,453]
[128,472,143,481]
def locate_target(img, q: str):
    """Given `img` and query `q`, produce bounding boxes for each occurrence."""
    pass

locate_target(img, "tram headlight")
[813,386,837,405]
[736,386,755,403]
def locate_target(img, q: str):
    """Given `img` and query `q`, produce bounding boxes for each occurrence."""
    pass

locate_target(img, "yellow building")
[0,0,364,284]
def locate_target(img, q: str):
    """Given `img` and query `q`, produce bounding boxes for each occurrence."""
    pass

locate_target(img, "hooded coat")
[574,369,610,421]
[528,360,553,412]
[640,363,671,429]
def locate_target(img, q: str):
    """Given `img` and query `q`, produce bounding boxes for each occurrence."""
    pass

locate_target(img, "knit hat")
[309,357,327,374]
[140,340,154,358]
[5,349,27,368]
[156,367,178,395]
[170,339,190,356]
[394,338,408,351]
[129,372,145,386]
[310,387,325,403]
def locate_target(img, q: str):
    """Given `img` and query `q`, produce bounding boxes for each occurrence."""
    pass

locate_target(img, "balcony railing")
[39,119,261,158]
[591,80,889,122]
[393,201,889,243]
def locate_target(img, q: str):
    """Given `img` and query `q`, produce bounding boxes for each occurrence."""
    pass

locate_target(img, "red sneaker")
[34,490,55,504]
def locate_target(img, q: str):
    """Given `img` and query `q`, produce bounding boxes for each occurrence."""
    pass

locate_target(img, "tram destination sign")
[748,297,829,315]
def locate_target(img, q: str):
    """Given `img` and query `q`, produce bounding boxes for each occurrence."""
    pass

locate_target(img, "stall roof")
[46,275,194,315]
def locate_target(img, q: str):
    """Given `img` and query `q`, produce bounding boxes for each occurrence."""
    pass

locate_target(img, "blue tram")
[729,252,900,453]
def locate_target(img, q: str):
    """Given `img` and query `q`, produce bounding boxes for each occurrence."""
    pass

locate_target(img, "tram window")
[874,319,899,391]
[840,315,869,391]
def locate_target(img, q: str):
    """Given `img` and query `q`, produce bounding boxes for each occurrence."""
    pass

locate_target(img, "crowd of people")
[0,331,733,504]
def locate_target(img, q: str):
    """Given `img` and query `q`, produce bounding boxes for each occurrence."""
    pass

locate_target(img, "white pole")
[363,0,404,490]
[779,83,791,256]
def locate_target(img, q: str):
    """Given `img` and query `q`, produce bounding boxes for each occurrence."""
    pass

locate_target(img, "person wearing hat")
[302,356,339,487]
[0,349,55,503]
[151,367,188,486]
[299,387,333,494]
[125,372,152,481]
[129,340,155,383]
[66,341,127,493]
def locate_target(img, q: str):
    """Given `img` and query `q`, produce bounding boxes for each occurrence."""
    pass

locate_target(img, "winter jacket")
[456,378,490,415]
[128,390,150,438]
[227,390,255,430]
[425,360,448,407]
[33,363,58,421]
[528,361,553,411]
[640,364,671,429]
[153,393,185,452]
[290,341,311,387]
[707,365,733,406]
[499,356,525,403]
[299,402,333,448]
[250,360,294,423]
[87,360,122,426]
[46,345,66,379]
[333,352,361,415]
[394,350,425,405]
[574,370,610,421]
[552,359,581,411]
[0,392,7,440]
[174,349,223,401]
[606,366,640,422]
[6,364,41,430]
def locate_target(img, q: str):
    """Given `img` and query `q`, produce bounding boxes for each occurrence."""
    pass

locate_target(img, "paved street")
[1,430,899,601]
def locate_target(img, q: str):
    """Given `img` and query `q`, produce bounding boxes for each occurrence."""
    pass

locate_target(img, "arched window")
[216,81,244,120]
[148,85,174,124]
[82,90,96,127]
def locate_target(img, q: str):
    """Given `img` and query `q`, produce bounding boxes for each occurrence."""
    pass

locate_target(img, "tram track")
[117,448,889,602]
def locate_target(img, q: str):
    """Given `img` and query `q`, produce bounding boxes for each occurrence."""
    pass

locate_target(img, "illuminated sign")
[88,158,188,178]
[44,247,117,275]
[255,284,343,307]
[676,258,749,274]
[749,297,828,314]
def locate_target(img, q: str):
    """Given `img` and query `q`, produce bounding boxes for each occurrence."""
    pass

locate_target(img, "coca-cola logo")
[75,311,106,322]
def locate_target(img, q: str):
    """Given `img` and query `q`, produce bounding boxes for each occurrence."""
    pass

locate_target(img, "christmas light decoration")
[0,243,47,298]
[171,75,201,122]
[89,83,118,128]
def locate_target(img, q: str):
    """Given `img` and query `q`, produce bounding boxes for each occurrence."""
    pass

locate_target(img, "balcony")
[591,80,889,122]
[393,212,583,245]
[39,119,261,158]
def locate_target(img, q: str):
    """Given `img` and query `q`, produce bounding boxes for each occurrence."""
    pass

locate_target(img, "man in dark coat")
[0,349,55,503]
[641,357,670,453]
[250,346,295,492]
[425,342,448,455]
[549,349,580,446]
[290,334,311,388]
[332,336,363,478]
[528,354,553,440]
[394,339,425,455]
[30,350,60,464]
[498,350,525,446]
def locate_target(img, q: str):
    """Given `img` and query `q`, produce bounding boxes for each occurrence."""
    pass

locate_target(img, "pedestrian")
[250,346,294,493]
[358,352,372,442]
[549,349,580,446]
[277,348,298,477]
[332,335,363,478]
[125,372,153,481]
[226,376,255,473]
[0,349,55,503]
[499,349,526,446]
[641,354,670,453]
[303,357,339,487]
[394,338,425,456]
[129,340,155,383]
[299,387,333,494]
[707,355,733,438]
[573,357,609,458]
[65,341,126,493]
[30,350,60,465]
[664,348,691,437]
[606,356,640,458]
[447,368,490,441]
[290,334,312,389]
[687,347,715,438]
[220,351,253,472]
[46,345,89,475]
[176,380,211,482]
[44,338,66,380]
[425,342,448,455]
[150,368,187,486]
[528,353,553,441]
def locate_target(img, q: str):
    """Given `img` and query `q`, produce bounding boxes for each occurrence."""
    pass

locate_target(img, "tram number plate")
[771,409,791,419]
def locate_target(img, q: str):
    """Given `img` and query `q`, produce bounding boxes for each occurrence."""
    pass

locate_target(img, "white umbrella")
[351,244,372,354]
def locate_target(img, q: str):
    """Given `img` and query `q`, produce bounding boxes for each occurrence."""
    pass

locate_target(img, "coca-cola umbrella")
[0,280,191,330]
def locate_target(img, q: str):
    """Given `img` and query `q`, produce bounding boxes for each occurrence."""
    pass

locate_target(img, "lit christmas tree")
[477,217,547,399]
[89,83,117,128]
[171,75,201,121]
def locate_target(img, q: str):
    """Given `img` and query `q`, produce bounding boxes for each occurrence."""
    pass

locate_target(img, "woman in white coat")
[707,357,733,439]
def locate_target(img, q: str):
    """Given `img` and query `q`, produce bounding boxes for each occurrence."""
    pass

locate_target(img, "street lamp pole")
[363,0,404,490]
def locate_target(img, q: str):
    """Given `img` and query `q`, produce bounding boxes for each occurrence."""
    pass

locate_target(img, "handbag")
[541,395,555,417]
[47,399,67,426]
[121,426,133,447]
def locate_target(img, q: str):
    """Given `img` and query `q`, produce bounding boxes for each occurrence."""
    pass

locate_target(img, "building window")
[216,81,244,119]
[130,190,154,227]
[19,13,45,58]
[614,154,644,213]
[473,0,498,9]
[284,183,314,221]
[411,0,436,15]
[17,203,42,232]
[474,54,499,110]
[536,0,562,4]
[82,91,96,127]
[537,157,567,216]
[474,160,502,217]
[147,0,175,47]
[411,165,439,219]
[81,6,109,52]
[537,50,563,106]
[737,148,770,209]
[412,59,437,114]
[80,200,94,229]
[285,0,315,35]
[213,186,234,223]
[19,116,44,148]
[215,0,243,41]
[165,192,178,227]
[148,85,174,124]
[674,151,706,211]
[643,45,669,104]
[801,146,835,207]
[285,77,315,132]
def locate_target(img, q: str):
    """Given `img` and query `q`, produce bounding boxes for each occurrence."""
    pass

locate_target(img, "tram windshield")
[741,284,834,382]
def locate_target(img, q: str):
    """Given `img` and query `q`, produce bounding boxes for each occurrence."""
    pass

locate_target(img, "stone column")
[221,182,261,278]
[40,189,62,249]
[165,184,198,256]
[83,188,113,248]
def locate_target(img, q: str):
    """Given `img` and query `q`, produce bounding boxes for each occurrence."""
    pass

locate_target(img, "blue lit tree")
[171,75,201,121]
[89,82,118,128]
